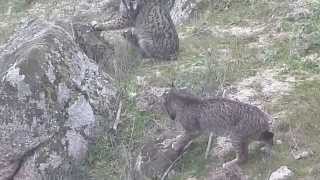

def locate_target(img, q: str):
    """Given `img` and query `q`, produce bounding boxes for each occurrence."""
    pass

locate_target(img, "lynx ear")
[171,81,175,88]
[121,0,127,8]
[132,0,138,10]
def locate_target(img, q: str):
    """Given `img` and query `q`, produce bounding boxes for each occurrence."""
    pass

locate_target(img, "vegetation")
[1,0,320,179]
[88,0,320,179]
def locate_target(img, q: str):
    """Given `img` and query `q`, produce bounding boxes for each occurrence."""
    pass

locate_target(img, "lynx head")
[162,85,199,120]
[121,0,140,11]
[259,131,274,147]
[119,0,140,19]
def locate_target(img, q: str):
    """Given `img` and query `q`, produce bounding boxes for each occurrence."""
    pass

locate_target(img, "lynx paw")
[90,21,104,31]
[222,159,238,168]
[121,29,133,40]
[171,135,184,151]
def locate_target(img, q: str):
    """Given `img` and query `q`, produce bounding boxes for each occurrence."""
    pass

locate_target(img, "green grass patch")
[0,0,32,44]
[171,139,210,179]
[242,80,320,179]
[88,0,320,179]
[88,79,158,180]
[204,0,288,26]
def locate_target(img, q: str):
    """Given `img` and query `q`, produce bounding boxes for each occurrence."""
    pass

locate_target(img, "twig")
[205,132,214,159]
[113,100,122,130]
[222,89,226,98]
[160,140,193,180]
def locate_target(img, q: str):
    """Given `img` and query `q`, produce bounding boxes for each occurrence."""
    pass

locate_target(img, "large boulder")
[0,18,118,180]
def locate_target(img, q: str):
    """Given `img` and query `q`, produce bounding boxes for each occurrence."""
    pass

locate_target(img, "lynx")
[93,0,179,60]
[162,88,274,167]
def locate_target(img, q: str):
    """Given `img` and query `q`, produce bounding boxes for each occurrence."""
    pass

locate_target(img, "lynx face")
[121,0,139,11]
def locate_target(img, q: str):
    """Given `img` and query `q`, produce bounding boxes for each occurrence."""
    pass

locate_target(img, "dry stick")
[205,132,214,159]
[161,140,193,180]
[113,100,123,130]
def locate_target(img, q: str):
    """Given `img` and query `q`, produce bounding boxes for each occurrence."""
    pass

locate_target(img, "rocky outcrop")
[0,18,118,180]
[269,166,294,180]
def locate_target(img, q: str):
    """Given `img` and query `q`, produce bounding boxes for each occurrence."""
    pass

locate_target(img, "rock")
[276,139,283,145]
[286,8,311,21]
[286,0,311,21]
[292,150,311,160]
[301,53,320,64]
[295,32,320,55]
[187,178,198,180]
[0,18,118,179]
[269,166,294,180]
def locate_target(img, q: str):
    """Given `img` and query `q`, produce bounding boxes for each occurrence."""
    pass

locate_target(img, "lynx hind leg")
[223,137,249,168]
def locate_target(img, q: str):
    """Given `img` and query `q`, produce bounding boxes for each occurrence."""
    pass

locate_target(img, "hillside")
[1,0,320,179]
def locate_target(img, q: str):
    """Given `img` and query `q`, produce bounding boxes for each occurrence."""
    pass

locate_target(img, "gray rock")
[287,0,311,21]
[269,166,294,180]
[0,18,117,180]
[292,150,311,160]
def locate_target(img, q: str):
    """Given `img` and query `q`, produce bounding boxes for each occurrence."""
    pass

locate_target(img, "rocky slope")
[1,0,320,180]
[0,2,119,179]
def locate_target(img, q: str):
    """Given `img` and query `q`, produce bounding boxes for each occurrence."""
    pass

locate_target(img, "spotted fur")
[163,88,274,166]
[94,0,179,60]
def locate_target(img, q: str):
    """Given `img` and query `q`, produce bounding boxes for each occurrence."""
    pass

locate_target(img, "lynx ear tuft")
[171,81,175,88]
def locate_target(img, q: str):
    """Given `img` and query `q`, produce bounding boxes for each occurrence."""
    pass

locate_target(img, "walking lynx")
[163,88,274,167]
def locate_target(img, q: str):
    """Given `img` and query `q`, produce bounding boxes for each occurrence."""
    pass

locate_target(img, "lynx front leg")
[122,29,139,46]
[92,16,133,31]
[172,116,202,152]
[171,131,200,152]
